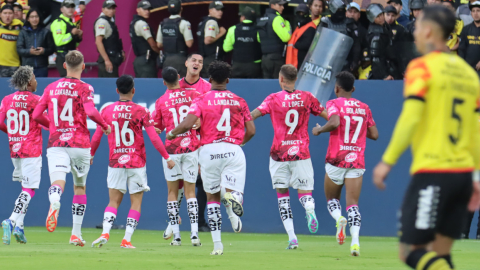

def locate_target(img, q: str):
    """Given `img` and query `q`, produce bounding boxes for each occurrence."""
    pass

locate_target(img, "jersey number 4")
[52,98,74,126]
[217,108,231,136]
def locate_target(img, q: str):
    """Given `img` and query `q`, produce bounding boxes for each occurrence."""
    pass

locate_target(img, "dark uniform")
[257,2,292,79]
[94,1,123,78]
[223,7,262,78]
[405,0,426,41]
[129,1,157,78]
[198,17,224,77]
[458,14,480,77]
[366,23,397,79]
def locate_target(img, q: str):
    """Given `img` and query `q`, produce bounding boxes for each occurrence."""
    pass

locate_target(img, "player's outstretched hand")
[312,123,322,136]
[102,125,112,135]
[373,161,392,190]
[167,160,175,169]
[468,181,480,211]
[192,119,201,130]
[155,127,162,134]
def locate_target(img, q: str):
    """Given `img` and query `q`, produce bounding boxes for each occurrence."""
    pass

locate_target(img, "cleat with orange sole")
[69,235,86,247]
[92,233,109,248]
[120,239,136,249]
[336,216,347,245]
[46,201,61,232]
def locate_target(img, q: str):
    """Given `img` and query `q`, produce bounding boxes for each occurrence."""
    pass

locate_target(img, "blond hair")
[65,50,84,71]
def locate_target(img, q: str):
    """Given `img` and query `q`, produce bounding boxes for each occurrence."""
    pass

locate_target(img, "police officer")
[320,0,361,73]
[406,0,426,41]
[384,5,407,78]
[365,4,395,80]
[197,1,226,77]
[257,0,292,79]
[94,0,123,78]
[129,0,159,78]
[51,0,83,77]
[223,6,261,78]
[156,0,193,77]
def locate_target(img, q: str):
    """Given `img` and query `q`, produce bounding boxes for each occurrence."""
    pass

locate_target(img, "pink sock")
[105,206,117,215]
[298,192,312,199]
[277,191,290,198]
[72,194,87,204]
[22,188,35,198]
[128,209,141,221]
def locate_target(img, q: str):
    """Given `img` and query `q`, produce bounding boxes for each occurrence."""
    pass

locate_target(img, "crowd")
[1,0,480,79]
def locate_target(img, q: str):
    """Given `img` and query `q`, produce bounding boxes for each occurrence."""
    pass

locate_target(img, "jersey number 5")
[449,98,464,145]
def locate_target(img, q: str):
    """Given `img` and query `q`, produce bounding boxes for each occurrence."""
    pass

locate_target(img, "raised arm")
[84,102,110,134]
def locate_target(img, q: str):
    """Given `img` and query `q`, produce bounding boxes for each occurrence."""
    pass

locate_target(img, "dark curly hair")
[208,61,231,84]
[335,71,355,92]
[307,0,326,12]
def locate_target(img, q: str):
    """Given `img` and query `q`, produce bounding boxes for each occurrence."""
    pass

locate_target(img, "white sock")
[327,199,342,221]
[48,185,62,204]
[71,195,86,237]
[167,201,180,239]
[187,198,199,235]
[278,195,296,241]
[102,208,117,235]
[124,210,140,242]
[299,193,315,211]
[207,202,223,251]
[9,191,32,223]
[15,205,28,229]
[347,205,361,246]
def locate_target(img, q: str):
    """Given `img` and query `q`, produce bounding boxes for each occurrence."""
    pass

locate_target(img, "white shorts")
[198,142,246,194]
[46,147,91,187]
[163,150,199,183]
[269,158,314,190]
[107,166,149,194]
[11,157,42,189]
[325,163,365,185]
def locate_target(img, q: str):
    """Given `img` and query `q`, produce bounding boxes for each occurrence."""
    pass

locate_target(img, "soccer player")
[1,67,49,245]
[90,75,175,249]
[179,53,211,95]
[373,5,480,270]
[151,67,202,246]
[167,61,256,255]
[32,50,111,247]
[250,64,327,249]
[312,71,378,256]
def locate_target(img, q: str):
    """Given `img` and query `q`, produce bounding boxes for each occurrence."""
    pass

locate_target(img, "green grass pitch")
[1,227,479,269]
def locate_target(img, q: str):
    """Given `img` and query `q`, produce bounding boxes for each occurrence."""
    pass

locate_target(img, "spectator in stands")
[321,0,361,73]
[94,0,123,78]
[157,0,193,77]
[385,6,407,45]
[50,0,85,23]
[130,0,159,78]
[223,6,261,78]
[0,4,23,77]
[12,2,23,20]
[308,0,324,22]
[50,0,82,77]
[257,0,291,79]
[384,5,406,79]
[17,8,54,77]
[346,2,367,56]
[427,0,442,4]
[458,0,476,26]
[198,1,226,78]
[406,0,425,40]
[365,4,395,80]
[286,4,317,69]
[442,0,463,53]
[387,0,409,26]
[458,1,480,76]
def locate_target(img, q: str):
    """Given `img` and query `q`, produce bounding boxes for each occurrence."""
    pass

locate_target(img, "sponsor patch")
[288,146,299,156]
[180,137,191,147]
[60,133,73,141]
[118,154,131,164]
[345,152,358,162]
[12,143,21,152]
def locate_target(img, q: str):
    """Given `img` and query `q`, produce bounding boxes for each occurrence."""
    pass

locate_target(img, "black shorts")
[399,172,472,245]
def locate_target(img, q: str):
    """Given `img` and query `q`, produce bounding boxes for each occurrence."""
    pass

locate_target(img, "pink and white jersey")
[0,91,43,158]
[325,97,375,169]
[257,90,324,162]
[152,88,201,154]
[101,101,153,168]
[39,78,95,148]
[179,77,211,95]
[189,90,252,146]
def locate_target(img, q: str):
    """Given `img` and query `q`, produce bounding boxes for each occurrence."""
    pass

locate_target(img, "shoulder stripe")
[405,95,425,102]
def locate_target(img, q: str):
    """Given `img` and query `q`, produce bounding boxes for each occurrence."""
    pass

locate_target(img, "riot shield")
[296,27,353,107]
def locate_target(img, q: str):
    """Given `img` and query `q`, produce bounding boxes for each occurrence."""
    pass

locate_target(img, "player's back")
[258,90,323,161]
[405,52,480,174]
[0,91,43,158]
[179,77,211,95]
[325,97,375,169]
[190,90,251,146]
[154,88,201,154]
[42,78,94,148]
[101,101,152,168]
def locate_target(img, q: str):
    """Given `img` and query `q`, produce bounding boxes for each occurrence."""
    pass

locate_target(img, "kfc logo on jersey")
[344,100,360,107]
[288,146,299,156]
[284,94,301,100]
[114,105,132,111]
[56,82,76,89]
[169,91,186,99]
[12,95,27,101]
[60,133,73,141]
[214,92,234,98]
[12,143,21,152]
[118,154,131,164]
[345,153,358,162]
[180,137,191,147]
